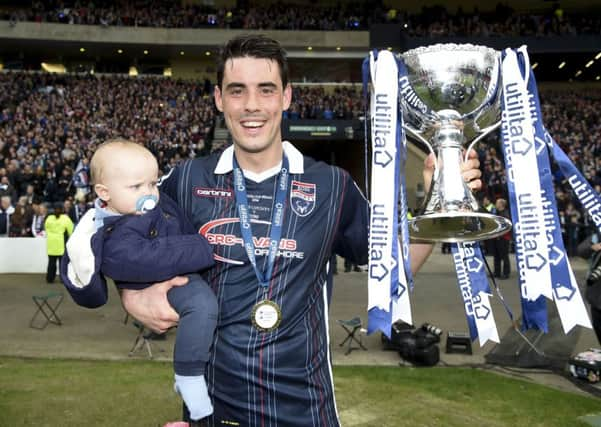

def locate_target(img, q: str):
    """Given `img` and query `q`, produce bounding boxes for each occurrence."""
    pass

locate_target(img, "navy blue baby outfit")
[61,192,217,376]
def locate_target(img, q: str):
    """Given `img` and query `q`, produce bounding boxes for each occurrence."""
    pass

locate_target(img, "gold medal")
[251,300,282,332]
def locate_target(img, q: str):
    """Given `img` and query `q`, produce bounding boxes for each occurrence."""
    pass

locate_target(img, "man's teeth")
[242,122,263,128]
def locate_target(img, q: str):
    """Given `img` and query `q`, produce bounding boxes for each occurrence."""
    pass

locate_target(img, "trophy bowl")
[400,43,512,242]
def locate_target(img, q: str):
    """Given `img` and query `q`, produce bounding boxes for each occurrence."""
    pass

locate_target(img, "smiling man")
[63,35,482,426]
[215,54,292,169]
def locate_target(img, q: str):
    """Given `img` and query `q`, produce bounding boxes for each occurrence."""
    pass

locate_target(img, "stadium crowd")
[1,1,600,36]
[0,71,215,237]
[0,69,599,255]
[0,71,366,237]
[284,86,363,120]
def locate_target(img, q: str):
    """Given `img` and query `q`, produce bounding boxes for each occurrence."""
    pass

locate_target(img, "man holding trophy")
[63,35,484,426]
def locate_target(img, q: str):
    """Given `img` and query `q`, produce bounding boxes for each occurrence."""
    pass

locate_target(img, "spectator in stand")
[555,189,568,213]
[23,183,41,206]
[482,195,495,213]
[487,162,507,201]
[18,164,36,196]
[0,195,14,237]
[69,196,89,224]
[56,167,73,203]
[565,202,583,256]
[72,157,91,201]
[0,175,17,202]
[31,203,47,237]
[43,170,59,206]
[44,205,73,284]
[10,196,33,237]
[323,102,334,120]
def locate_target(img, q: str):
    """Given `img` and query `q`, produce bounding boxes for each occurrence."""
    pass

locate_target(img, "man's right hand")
[121,276,188,333]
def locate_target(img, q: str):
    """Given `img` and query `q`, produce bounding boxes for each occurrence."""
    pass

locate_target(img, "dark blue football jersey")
[160,142,369,427]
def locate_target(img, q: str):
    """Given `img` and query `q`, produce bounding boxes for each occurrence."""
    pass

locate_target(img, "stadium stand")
[1,1,600,36]
[0,0,600,252]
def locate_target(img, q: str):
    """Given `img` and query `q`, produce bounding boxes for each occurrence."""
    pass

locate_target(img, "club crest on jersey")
[290,180,316,217]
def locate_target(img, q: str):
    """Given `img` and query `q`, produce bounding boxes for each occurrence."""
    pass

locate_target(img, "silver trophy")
[400,43,511,242]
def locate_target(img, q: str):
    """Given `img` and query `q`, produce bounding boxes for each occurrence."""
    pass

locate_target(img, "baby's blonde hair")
[90,138,155,185]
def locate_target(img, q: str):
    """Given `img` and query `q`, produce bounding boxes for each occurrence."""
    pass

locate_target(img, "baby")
[61,139,217,423]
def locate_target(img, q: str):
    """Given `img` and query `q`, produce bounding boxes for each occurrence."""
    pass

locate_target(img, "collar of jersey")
[214,140,304,183]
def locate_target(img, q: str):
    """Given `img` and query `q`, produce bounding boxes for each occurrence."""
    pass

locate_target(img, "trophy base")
[409,211,512,243]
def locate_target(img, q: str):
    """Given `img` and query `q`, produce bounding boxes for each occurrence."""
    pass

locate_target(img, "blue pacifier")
[135,194,158,213]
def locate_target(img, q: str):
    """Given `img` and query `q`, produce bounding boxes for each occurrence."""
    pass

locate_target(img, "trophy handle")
[402,124,438,176]
[463,120,501,163]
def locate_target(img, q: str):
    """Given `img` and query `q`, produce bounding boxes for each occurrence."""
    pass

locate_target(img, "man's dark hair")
[217,34,289,89]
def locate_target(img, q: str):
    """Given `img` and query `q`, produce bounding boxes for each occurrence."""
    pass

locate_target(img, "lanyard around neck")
[232,154,289,289]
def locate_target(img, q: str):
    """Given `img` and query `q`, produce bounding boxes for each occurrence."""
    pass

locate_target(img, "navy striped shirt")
[161,142,368,427]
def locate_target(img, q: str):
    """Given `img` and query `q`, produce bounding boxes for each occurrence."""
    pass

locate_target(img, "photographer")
[577,229,601,344]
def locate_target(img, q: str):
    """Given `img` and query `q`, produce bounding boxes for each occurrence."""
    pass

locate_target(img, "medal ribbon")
[233,155,289,289]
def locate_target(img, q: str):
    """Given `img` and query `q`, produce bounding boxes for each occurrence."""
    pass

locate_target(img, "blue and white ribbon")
[501,48,552,304]
[501,46,591,333]
[549,134,601,236]
[396,58,414,294]
[451,242,499,345]
[522,47,591,333]
[364,50,412,336]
